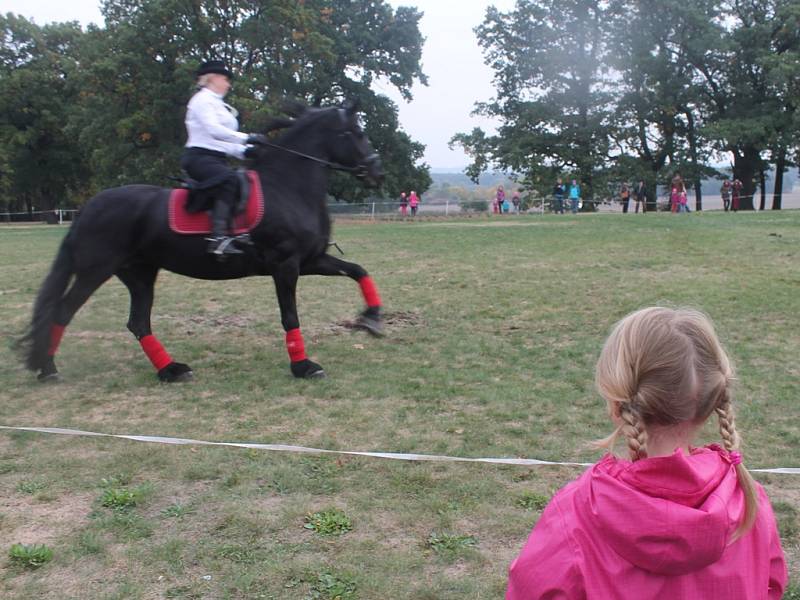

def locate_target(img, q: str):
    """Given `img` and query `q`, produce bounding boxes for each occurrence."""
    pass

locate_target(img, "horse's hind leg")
[116,265,193,383]
[300,254,384,336]
[41,271,113,381]
[273,259,325,379]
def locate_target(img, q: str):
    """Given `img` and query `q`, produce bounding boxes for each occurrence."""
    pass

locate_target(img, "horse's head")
[251,100,384,186]
[326,100,384,186]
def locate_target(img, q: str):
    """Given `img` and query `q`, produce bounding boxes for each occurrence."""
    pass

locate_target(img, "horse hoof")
[291,359,326,379]
[158,362,194,383]
[356,315,384,337]
[171,370,194,383]
[37,371,61,383]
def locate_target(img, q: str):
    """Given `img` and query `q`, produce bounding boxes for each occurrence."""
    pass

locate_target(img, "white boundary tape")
[1,425,798,474]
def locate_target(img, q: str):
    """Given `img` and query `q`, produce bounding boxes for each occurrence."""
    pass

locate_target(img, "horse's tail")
[17,218,78,371]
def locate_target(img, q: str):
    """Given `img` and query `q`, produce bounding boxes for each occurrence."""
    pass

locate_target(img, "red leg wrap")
[47,324,66,356]
[285,328,307,362]
[358,276,381,308]
[139,335,173,370]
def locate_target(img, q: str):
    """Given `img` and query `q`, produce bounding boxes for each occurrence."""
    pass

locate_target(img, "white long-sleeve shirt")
[185,87,248,159]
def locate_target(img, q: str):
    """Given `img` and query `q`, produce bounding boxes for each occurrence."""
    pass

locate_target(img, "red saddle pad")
[168,171,264,235]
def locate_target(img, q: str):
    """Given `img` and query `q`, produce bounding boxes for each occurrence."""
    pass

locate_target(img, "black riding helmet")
[196,60,233,79]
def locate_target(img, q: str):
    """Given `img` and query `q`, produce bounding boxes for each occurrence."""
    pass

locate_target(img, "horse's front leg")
[117,265,193,383]
[300,253,384,337]
[273,259,326,379]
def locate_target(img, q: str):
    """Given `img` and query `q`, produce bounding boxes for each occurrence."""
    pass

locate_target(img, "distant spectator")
[721,180,732,212]
[553,178,566,214]
[399,191,408,216]
[671,172,686,194]
[512,190,521,213]
[569,180,581,214]
[732,179,742,212]
[620,183,630,214]
[634,180,646,213]
[670,185,680,213]
[408,190,419,216]
[678,190,689,213]
[495,185,506,215]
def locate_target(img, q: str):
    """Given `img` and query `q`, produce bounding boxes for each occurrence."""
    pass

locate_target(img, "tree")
[452,0,612,205]
[0,15,90,212]
[609,0,727,211]
[68,0,430,198]
[761,0,800,209]
[689,0,799,210]
[453,0,800,213]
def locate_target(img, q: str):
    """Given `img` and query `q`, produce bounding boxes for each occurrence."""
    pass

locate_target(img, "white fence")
[1,192,797,226]
[329,192,800,219]
[0,209,79,224]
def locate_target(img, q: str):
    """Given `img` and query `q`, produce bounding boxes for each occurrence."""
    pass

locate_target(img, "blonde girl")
[507,307,787,599]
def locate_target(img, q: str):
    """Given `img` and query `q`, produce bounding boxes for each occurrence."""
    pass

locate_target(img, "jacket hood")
[581,446,741,575]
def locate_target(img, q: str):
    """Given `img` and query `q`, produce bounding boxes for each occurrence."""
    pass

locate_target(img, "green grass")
[0,212,798,597]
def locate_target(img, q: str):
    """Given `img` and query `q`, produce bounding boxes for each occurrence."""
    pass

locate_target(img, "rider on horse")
[180,60,259,257]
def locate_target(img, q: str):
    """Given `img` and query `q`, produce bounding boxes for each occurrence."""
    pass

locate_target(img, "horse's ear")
[344,98,361,116]
[263,117,295,133]
[281,99,307,118]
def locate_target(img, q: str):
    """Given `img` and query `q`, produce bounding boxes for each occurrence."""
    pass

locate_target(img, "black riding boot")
[207,199,243,257]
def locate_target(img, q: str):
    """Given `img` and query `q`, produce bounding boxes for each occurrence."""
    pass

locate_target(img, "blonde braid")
[715,384,758,541]
[715,391,741,452]
[619,403,647,461]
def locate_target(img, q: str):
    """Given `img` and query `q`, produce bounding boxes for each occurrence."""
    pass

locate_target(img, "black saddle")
[175,169,251,214]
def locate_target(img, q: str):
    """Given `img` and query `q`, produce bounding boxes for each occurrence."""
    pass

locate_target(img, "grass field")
[0,211,798,599]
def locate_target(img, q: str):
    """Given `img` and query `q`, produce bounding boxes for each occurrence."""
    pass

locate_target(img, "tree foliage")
[0,0,430,211]
[0,14,90,213]
[453,0,800,210]
[454,0,611,201]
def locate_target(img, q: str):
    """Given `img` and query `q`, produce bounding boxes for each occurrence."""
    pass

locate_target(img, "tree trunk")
[732,146,759,210]
[686,110,702,211]
[772,147,785,210]
[646,180,658,212]
[758,170,766,211]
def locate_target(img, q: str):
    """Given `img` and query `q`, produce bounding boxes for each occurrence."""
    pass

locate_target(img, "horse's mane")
[246,98,364,166]
[256,101,340,150]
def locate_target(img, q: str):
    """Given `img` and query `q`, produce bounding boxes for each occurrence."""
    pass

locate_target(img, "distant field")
[1,211,798,598]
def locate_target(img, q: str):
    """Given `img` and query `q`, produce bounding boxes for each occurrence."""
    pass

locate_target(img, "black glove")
[243,144,260,160]
[246,134,269,146]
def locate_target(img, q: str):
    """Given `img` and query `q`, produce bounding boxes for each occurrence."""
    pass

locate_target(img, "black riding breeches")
[181,147,237,234]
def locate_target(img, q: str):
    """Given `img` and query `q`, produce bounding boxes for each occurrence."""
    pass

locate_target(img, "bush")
[460,200,489,213]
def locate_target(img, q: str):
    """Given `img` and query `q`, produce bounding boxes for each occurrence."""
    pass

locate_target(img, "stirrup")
[231,233,253,246]
[206,236,244,256]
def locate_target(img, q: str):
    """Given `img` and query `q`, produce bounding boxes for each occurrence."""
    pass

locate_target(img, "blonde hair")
[594,307,758,540]
[196,74,212,89]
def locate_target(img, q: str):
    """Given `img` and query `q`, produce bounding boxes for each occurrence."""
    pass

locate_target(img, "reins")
[254,139,366,174]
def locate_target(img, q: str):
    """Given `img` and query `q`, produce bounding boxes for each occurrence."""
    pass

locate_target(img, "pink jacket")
[408,193,419,207]
[507,446,787,599]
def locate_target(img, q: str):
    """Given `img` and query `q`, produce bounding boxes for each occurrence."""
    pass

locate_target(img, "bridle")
[252,109,379,179]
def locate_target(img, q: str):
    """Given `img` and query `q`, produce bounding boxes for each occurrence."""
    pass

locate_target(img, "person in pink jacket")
[507,307,787,600]
[408,190,420,217]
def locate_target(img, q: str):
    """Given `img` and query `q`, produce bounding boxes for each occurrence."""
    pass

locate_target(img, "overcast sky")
[4,0,515,170]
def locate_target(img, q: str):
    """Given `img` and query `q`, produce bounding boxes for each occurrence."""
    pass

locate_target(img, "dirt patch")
[0,491,94,547]
[162,314,260,330]
[326,310,424,334]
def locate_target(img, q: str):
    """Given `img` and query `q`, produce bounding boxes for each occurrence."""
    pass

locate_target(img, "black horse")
[19,101,385,382]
